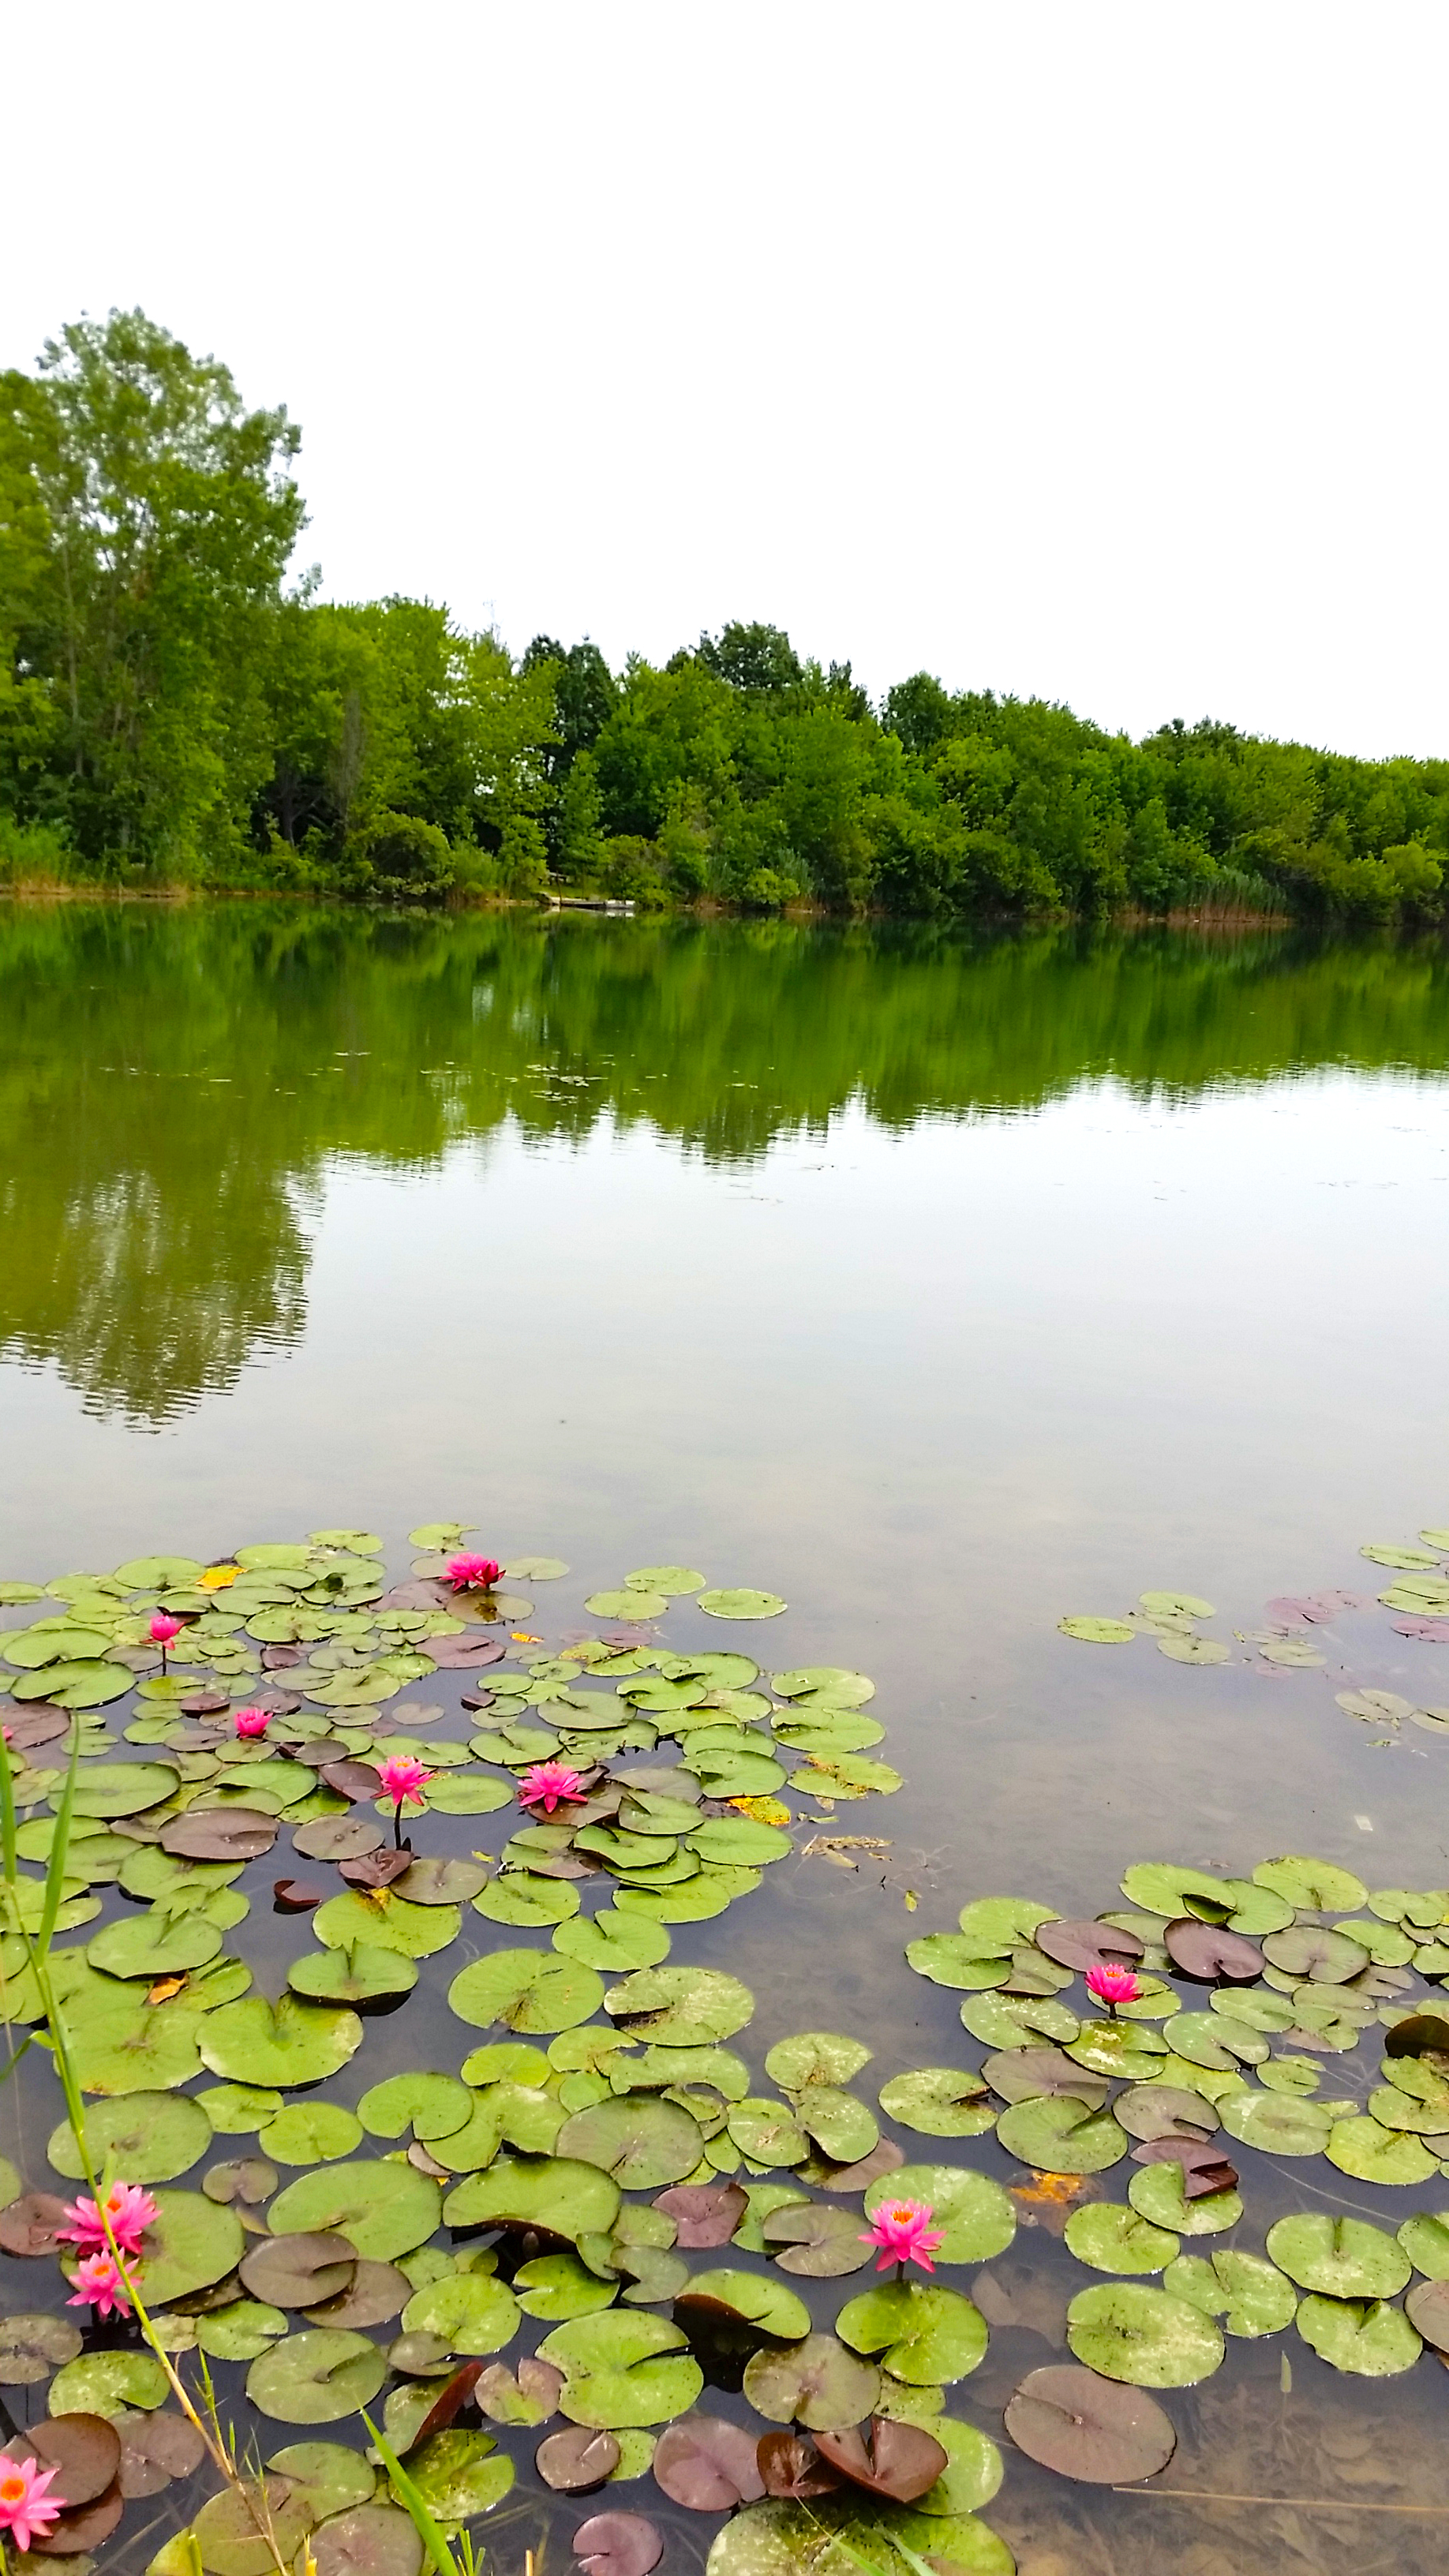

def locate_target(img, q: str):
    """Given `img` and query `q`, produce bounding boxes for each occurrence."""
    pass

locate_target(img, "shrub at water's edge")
[2,311,1447,927]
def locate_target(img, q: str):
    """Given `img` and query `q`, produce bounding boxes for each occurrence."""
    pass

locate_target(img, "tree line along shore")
[2,312,1446,925]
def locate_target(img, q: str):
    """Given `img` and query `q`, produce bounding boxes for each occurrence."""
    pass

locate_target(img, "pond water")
[3,902,1449,2576]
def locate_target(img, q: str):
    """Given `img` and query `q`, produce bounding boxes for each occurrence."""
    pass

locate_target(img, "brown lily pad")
[1131,2138,1240,2198]
[1405,2278,1449,2353]
[652,2182,747,2248]
[305,2260,409,2329]
[341,1848,416,1889]
[1385,2013,1449,2059]
[275,1879,325,1911]
[652,2416,766,2510]
[320,1760,383,1801]
[985,2047,1110,2106]
[2,1706,70,1750]
[294,1817,385,1862]
[161,1809,279,1862]
[292,1738,355,1767]
[28,2488,124,2555]
[116,2409,207,2496]
[0,2314,83,2383]
[391,1856,489,1905]
[801,2139,904,2194]
[1005,2363,1177,2484]
[813,2419,948,2505]
[15,2413,122,2507]
[1034,1919,1144,1973]
[756,2432,846,2499]
[426,1634,503,1669]
[406,2363,485,2451]
[178,1690,233,1716]
[0,2192,69,2256]
[573,2512,664,2576]
[761,2203,874,2278]
[240,2229,358,2307]
[537,2427,622,2492]
[204,2158,279,2209]
[1164,1919,1262,1981]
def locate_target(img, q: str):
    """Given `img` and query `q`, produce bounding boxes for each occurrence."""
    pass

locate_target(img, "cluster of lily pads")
[6,1530,1017,2576]
[1059,1531,1449,1733]
[903,1844,1449,2487]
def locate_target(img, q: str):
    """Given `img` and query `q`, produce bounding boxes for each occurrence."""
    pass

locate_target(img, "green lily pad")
[49,2348,170,2417]
[444,2154,621,2241]
[553,1912,672,1972]
[399,2274,522,2353]
[911,2419,1004,2518]
[704,2498,1013,2576]
[1058,1618,1136,1644]
[1266,2215,1411,2297]
[266,2441,377,2520]
[1160,2012,1266,2072]
[1262,1925,1369,1984]
[401,2428,515,2518]
[678,2270,813,2338]
[1219,2094,1333,2156]
[197,2299,290,2362]
[742,2334,881,2430]
[248,2327,388,2422]
[450,1949,605,2033]
[1066,2282,1224,2387]
[197,2083,286,2133]
[14,1660,136,1709]
[1127,2163,1241,2236]
[515,2252,620,2320]
[863,2166,1015,2264]
[558,2095,705,2188]
[258,2102,365,2164]
[1065,2204,1179,2275]
[5,1623,114,1668]
[1252,1855,1368,1911]
[605,1966,754,2046]
[198,1994,363,2087]
[537,2310,704,2427]
[66,1758,181,1813]
[586,1592,670,1621]
[1118,1864,1234,1918]
[727,2099,811,2164]
[1398,2211,1449,2278]
[625,1568,706,1595]
[268,2161,440,2260]
[66,2002,205,2094]
[686,1819,790,1866]
[87,1911,223,1980]
[1295,2295,1421,2376]
[48,2088,212,2184]
[836,2281,987,2385]
[476,1875,582,1927]
[697,1589,787,1619]
[994,2096,1127,2174]
[128,2187,244,2305]
[290,1943,420,2006]
[358,2073,474,2142]
[421,1773,513,1815]
[1164,2250,1297,2337]
[877,2069,994,2138]
[958,1994,1080,2050]
[765,2032,873,2091]
[792,2087,880,2165]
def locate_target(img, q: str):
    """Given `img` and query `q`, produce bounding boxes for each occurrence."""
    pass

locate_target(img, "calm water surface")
[4,903,1449,2573]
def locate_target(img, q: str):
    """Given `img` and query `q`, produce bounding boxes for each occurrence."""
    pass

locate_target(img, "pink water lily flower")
[446,1555,500,1590]
[518,1761,586,1816]
[376,1754,435,1846]
[234,1705,271,1739]
[0,2453,66,2551]
[860,2199,945,2275]
[1085,1963,1142,2013]
[58,2179,159,2259]
[66,2249,134,2319]
[148,1610,184,1669]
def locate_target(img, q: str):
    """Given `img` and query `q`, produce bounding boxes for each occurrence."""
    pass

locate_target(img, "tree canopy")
[2,313,1446,923]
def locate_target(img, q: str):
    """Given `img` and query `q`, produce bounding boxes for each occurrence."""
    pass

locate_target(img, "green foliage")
[3,310,1446,921]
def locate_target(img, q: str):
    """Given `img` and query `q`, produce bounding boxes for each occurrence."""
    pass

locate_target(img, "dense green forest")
[2,311,1446,923]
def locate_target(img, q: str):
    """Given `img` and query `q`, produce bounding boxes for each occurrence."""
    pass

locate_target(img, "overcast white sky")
[6,3,1445,755]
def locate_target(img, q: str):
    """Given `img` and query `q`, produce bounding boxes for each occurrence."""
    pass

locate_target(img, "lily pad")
[444,2155,621,2241]
[1004,2364,1176,2483]
[67,1759,180,1815]
[537,2311,704,2428]
[87,1911,223,1980]
[994,2097,1127,2174]
[1058,1619,1136,1644]
[587,1593,670,1622]
[247,2327,388,2421]
[836,2282,987,2386]
[401,2428,515,2518]
[515,2252,621,2321]
[131,2188,245,2305]
[1064,2204,1178,2275]
[259,2102,365,2163]
[1404,2278,1449,2351]
[876,2069,994,2138]
[197,2084,284,2133]
[192,2479,315,2575]
[863,2166,1015,2263]
[358,2073,474,2142]
[196,2299,290,2362]
[1065,2282,1224,2387]
[678,2270,812,2338]
[1163,2250,1296,2337]
[268,2162,440,2260]
[1266,2215,1410,2298]
[1127,2162,1242,2237]
[49,2349,169,2417]
[601,1965,753,2049]
[0,2314,83,2384]
[703,2498,1012,2576]
[265,2440,377,2520]
[697,1590,787,1619]
[743,2334,882,2431]
[450,1949,605,2033]
[48,2089,213,2185]
[198,1994,363,2086]
[399,2274,522,2353]
[416,1773,513,1816]
[554,1912,672,1972]
[1295,2294,1421,2376]
[240,2231,358,2308]
[1262,1925,1369,1983]
[1252,1855,1368,1911]
[559,2096,705,2189]
[1219,2093,1333,2157]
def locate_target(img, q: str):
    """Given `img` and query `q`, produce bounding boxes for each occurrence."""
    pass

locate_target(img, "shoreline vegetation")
[2,312,1447,930]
